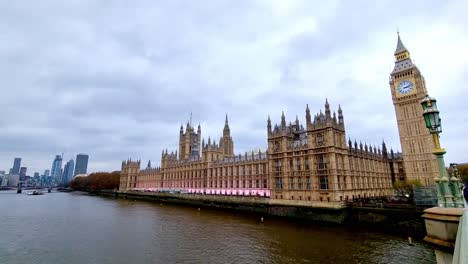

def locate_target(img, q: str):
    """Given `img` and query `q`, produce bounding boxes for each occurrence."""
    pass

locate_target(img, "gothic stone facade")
[389,34,438,185]
[120,102,394,205]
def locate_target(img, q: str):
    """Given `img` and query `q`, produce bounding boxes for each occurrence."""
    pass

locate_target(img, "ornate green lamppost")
[421,96,464,208]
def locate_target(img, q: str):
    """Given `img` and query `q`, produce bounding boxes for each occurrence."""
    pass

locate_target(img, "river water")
[0,190,435,264]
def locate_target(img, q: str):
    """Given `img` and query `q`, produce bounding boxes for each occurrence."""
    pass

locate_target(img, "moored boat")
[27,190,44,195]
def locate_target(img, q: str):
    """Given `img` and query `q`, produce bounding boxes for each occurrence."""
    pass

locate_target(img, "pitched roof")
[395,33,408,54]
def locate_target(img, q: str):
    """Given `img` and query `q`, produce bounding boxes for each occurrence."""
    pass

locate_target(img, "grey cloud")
[0,0,467,174]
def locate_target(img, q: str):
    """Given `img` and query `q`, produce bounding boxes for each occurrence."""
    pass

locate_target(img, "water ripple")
[0,191,435,264]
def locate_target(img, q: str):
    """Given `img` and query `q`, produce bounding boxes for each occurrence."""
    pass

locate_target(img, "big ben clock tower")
[389,33,438,186]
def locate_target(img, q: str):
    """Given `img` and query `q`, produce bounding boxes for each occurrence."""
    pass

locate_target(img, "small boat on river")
[27,190,44,195]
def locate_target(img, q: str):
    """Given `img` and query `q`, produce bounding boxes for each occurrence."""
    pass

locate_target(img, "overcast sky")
[1,0,467,174]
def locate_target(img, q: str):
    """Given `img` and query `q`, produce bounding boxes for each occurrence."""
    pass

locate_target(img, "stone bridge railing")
[422,208,467,264]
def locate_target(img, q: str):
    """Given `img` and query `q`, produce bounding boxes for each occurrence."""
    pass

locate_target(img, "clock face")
[397,80,414,95]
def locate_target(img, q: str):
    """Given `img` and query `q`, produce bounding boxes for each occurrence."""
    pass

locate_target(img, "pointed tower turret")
[338,104,344,124]
[393,31,412,63]
[220,114,234,158]
[223,114,230,137]
[305,104,311,124]
[147,160,151,169]
[395,32,408,55]
[267,115,272,134]
[382,140,387,154]
[325,98,331,118]
[281,111,286,128]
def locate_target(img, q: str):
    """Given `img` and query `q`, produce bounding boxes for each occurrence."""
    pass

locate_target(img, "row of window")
[348,157,385,172]
[394,69,412,79]
[274,175,390,191]
[274,155,325,172]
[401,103,419,119]
[275,176,328,190]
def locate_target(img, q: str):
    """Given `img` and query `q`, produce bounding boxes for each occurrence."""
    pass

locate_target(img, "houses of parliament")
[119,34,438,205]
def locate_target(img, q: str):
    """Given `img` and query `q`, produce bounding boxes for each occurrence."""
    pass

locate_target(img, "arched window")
[316,133,324,146]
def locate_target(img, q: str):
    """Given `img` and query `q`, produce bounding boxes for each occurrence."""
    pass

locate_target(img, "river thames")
[0,190,435,264]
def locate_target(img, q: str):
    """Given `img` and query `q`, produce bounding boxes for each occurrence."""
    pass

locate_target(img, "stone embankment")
[95,190,427,237]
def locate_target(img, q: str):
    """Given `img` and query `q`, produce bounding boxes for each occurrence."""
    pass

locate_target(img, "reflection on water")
[0,191,435,264]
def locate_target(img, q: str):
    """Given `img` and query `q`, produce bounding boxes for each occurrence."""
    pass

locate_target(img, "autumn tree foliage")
[457,164,468,183]
[69,171,120,191]
[447,164,468,184]
[393,179,422,201]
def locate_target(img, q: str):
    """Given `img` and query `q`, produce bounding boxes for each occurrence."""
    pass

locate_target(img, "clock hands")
[398,81,413,94]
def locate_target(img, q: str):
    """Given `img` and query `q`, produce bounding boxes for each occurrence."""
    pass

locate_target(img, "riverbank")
[89,190,427,238]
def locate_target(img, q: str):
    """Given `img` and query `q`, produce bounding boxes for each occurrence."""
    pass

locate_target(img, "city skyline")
[0,154,89,187]
[1,1,467,174]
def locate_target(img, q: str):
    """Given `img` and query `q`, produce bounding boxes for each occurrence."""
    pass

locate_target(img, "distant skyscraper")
[41,170,50,185]
[19,167,27,181]
[74,154,89,176]
[51,155,63,183]
[11,158,21,175]
[62,159,75,185]
[33,172,40,178]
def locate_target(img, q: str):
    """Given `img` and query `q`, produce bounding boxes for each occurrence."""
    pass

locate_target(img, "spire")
[305,104,311,124]
[394,32,408,55]
[180,124,184,134]
[267,115,272,133]
[382,140,388,154]
[295,115,299,128]
[224,114,230,129]
[338,104,343,124]
[190,111,192,127]
[198,123,201,132]
[281,111,286,128]
[223,114,230,136]
[147,160,151,168]
[325,98,331,117]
